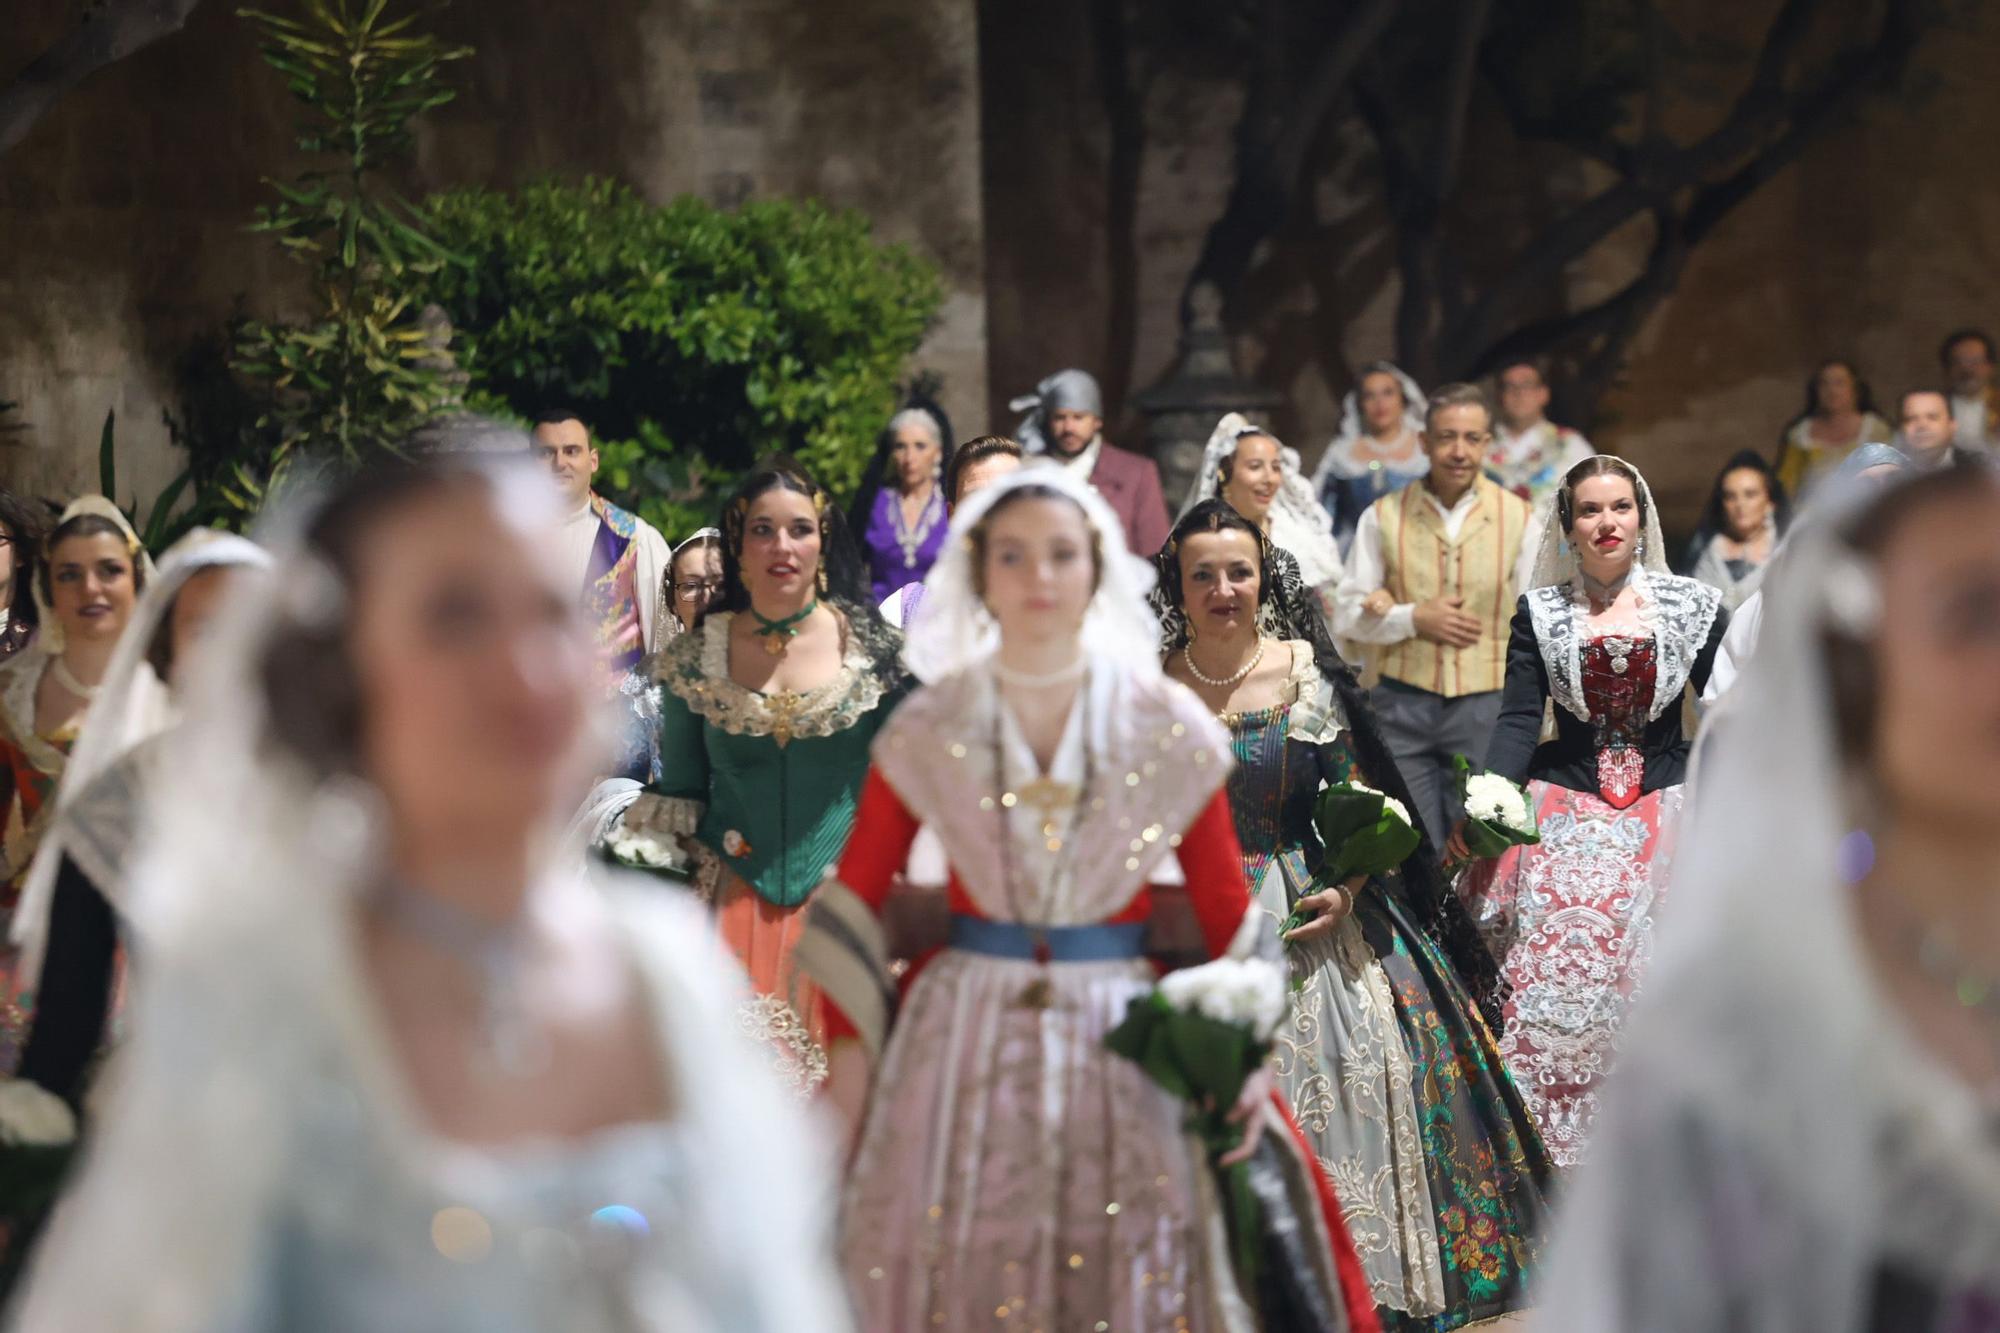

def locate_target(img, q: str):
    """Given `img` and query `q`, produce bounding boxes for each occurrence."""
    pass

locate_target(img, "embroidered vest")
[1375,477,1529,699]
[583,493,644,690]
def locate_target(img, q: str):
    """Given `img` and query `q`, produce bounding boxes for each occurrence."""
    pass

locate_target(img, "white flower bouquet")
[0,1078,78,1286]
[1105,956,1287,1293]
[1279,781,1420,940]
[0,1081,74,1149]
[598,826,686,882]
[1453,754,1540,861]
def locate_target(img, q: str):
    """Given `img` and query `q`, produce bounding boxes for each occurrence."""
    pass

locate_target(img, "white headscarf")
[28,496,159,657]
[1524,454,1672,591]
[1308,362,1429,489]
[17,466,849,1331]
[1537,468,2000,1329]
[9,530,269,990]
[654,526,721,643]
[1180,413,1343,596]
[902,464,1161,684]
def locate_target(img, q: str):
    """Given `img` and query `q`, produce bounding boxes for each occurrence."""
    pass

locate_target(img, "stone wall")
[978,3,2000,529]
[0,0,987,510]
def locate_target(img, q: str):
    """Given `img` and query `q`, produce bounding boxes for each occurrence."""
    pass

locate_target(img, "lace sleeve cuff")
[610,792,705,874]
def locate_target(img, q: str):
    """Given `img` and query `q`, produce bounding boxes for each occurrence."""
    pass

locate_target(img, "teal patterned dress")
[1225,644,1550,1331]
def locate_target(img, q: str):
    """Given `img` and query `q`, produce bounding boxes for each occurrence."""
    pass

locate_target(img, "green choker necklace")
[751,600,818,655]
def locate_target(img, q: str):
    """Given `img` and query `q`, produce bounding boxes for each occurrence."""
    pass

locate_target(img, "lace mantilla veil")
[15,471,847,1332]
[1523,455,1672,593]
[1181,413,1344,597]
[9,531,269,992]
[1306,362,1429,492]
[902,464,1163,684]
[1537,477,2000,1329]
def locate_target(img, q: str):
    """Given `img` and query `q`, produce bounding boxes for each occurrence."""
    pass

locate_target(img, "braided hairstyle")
[1152,499,1509,1028]
[717,455,906,686]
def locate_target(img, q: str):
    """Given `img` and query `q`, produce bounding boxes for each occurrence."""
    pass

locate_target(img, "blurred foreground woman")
[11,458,849,1332]
[1538,460,2000,1331]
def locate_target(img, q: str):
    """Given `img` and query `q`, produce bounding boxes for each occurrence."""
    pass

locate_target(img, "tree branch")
[1445,0,1908,374]
[0,0,206,155]
[1426,0,1492,201]
[1271,0,1399,186]
[1183,0,1396,316]
[1476,42,1626,172]
[1472,205,1685,382]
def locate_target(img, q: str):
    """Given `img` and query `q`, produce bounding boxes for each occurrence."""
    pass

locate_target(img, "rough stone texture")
[979,3,2000,530]
[8,1,1999,533]
[0,0,987,515]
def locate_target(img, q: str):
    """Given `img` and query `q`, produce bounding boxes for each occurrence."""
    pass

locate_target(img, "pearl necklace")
[49,656,100,700]
[1183,637,1265,688]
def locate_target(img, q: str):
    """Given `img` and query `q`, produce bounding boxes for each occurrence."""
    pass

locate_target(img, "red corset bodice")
[1580,635,1656,808]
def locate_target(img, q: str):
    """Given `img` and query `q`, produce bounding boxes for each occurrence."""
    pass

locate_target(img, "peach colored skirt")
[714,870,829,1098]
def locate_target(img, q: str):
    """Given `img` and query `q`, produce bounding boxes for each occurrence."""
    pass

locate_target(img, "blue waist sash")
[947,915,1147,962]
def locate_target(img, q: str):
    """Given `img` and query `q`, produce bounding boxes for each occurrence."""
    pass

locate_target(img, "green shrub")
[228,0,472,511]
[420,177,943,532]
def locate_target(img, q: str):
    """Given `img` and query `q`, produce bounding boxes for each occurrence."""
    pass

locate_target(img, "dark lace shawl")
[1152,543,1510,1029]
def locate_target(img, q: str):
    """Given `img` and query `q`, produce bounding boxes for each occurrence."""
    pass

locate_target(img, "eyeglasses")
[674,579,723,599]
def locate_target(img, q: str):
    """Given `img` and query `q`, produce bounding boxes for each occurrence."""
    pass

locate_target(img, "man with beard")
[1008,368,1170,555]
[532,408,671,691]
[1941,329,2000,453]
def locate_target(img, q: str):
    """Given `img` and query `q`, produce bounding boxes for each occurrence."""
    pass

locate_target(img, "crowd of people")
[0,331,1985,1331]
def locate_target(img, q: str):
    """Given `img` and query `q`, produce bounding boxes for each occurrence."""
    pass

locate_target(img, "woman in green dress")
[1156,499,1551,1331]
[613,458,908,1096]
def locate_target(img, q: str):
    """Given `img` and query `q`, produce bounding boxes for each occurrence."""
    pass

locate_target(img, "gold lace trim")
[737,993,828,1100]
[657,613,885,747]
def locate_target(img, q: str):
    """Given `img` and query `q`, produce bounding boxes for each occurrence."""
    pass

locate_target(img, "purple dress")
[863,484,947,603]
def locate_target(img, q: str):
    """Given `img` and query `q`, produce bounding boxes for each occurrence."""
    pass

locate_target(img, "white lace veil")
[1525,454,1672,591]
[13,487,408,1329]
[1179,414,1343,594]
[27,496,159,655]
[18,463,850,1330]
[1538,469,2000,1329]
[1307,361,1428,490]
[902,464,1161,684]
[654,526,721,643]
[9,530,269,991]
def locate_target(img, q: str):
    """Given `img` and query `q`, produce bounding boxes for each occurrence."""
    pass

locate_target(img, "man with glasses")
[532,407,671,692]
[1491,357,1596,513]
[1333,383,1537,843]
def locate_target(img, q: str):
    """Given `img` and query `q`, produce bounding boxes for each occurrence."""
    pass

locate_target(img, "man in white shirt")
[1491,358,1595,513]
[531,408,671,692]
[1941,329,2000,453]
[1335,384,1537,843]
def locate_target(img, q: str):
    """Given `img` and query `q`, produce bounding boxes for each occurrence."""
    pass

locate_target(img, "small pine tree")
[229,0,472,510]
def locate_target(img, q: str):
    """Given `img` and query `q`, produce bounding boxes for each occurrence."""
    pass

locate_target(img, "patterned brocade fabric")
[1224,660,1550,1329]
[649,615,900,909]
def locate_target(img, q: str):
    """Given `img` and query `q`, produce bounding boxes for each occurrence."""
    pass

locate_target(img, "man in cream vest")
[1334,382,1535,843]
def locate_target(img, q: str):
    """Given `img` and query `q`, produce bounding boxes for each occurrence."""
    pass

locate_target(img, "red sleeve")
[820,767,923,1053]
[834,766,922,911]
[1176,787,1253,959]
